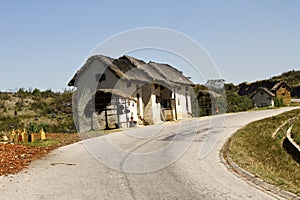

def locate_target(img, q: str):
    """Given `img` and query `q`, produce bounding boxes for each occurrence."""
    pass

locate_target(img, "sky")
[0,0,300,91]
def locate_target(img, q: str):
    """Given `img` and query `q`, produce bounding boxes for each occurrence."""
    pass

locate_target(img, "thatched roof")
[68,55,151,87]
[271,81,292,91]
[68,55,114,86]
[148,61,193,86]
[123,55,175,88]
[250,87,275,98]
[68,54,194,87]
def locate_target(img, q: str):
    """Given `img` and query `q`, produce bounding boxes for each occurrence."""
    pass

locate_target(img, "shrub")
[28,122,49,133]
[226,92,253,113]
[0,93,11,101]
[274,97,284,107]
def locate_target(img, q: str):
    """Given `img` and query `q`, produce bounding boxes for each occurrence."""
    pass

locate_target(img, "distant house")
[271,81,292,105]
[68,55,193,132]
[239,81,292,108]
[250,87,275,108]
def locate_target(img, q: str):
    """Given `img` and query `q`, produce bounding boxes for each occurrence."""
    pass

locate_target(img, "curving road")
[0,107,298,200]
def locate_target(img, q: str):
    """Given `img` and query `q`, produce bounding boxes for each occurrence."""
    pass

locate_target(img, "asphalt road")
[292,99,300,103]
[0,107,298,200]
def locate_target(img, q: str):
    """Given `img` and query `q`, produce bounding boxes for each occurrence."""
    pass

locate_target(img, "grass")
[291,102,300,107]
[292,121,300,145]
[228,108,300,195]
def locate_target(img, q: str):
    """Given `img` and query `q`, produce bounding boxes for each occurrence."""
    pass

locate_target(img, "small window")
[155,84,159,89]
[127,82,131,88]
[185,86,189,91]
[282,93,285,96]
[178,86,181,90]
[156,95,161,103]
[95,74,105,82]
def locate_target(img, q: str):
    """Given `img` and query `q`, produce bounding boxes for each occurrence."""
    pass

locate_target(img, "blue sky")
[0,0,299,91]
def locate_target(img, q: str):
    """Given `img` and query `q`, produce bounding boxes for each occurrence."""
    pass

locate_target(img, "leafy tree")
[226,92,253,112]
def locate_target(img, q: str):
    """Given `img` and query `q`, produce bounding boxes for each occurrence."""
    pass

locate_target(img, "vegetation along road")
[0,107,298,200]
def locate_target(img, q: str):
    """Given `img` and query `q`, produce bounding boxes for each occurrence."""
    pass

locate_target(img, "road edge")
[220,137,300,200]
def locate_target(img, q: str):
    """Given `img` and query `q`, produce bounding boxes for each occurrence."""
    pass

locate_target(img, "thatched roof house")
[68,54,194,131]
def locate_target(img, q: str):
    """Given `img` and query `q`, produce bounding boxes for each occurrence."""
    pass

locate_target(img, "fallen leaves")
[0,133,80,176]
[0,143,53,176]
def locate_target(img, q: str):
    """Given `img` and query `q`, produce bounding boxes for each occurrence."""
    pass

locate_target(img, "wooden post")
[31,133,35,142]
[21,128,27,143]
[40,128,46,140]
[173,88,178,120]
[10,129,16,142]
[104,106,109,130]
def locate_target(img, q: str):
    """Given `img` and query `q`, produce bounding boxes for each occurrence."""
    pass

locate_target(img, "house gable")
[271,82,292,105]
[251,87,275,108]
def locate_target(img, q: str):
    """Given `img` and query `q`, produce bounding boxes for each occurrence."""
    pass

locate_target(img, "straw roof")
[250,87,275,97]
[148,61,193,85]
[68,54,194,87]
[271,81,292,91]
[122,55,175,88]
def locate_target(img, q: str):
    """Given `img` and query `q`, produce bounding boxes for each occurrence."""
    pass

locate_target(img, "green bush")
[274,97,284,107]
[28,122,49,133]
[226,92,253,113]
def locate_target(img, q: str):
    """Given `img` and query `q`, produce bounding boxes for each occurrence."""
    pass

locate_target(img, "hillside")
[0,88,76,134]
[269,70,300,87]
[238,69,300,97]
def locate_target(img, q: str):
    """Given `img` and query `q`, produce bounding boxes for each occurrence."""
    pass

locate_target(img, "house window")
[95,74,105,82]
[162,99,171,108]
[155,84,159,89]
[156,95,161,104]
[127,82,132,88]
[260,92,264,96]
[178,86,181,90]
[282,92,285,96]
[185,86,189,91]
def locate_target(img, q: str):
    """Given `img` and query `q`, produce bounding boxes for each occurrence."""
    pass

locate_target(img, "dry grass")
[228,108,300,195]
[292,121,300,145]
